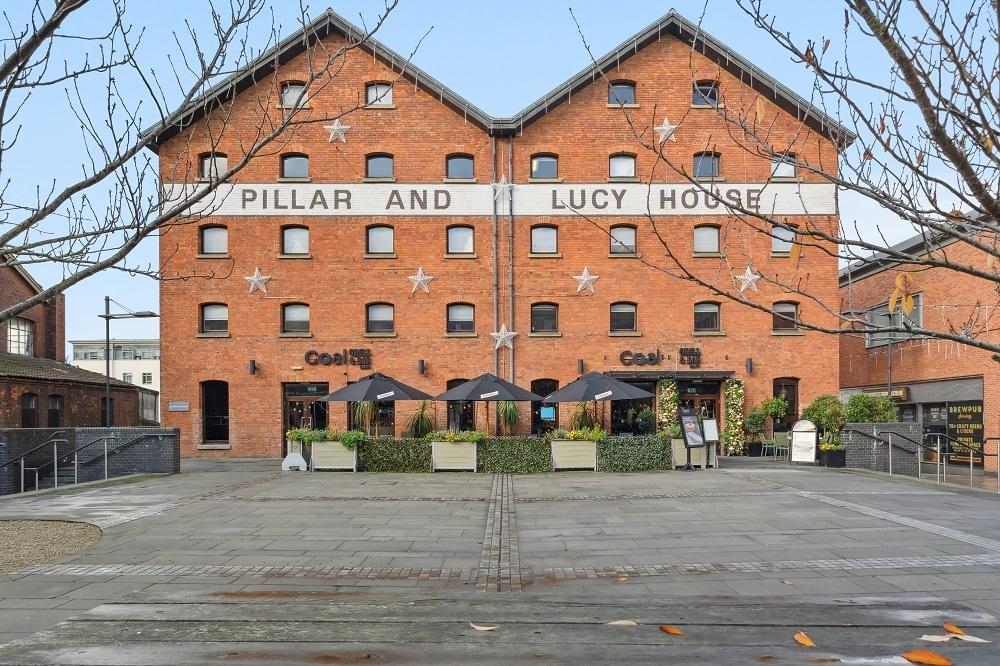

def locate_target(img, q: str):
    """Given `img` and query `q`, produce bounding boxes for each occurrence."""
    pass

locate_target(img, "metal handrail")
[842,428,942,482]
[77,433,155,466]
[927,433,999,494]
[0,431,68,470]
[33,436,118,473]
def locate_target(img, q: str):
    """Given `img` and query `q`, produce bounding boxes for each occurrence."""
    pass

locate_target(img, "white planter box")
[551,440,597,471]
[431,440,477,472]
[671,438,715,468]
[311,441,357,472]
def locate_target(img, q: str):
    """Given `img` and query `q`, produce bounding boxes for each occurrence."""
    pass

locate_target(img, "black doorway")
[202,380,229,442]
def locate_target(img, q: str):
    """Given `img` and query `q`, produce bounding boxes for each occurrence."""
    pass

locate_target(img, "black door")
[202,380,229,442]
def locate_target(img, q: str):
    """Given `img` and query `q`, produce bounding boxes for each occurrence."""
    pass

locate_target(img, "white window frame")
[280,82,307,108]
[530,226,558,254]
[693,226,720,253]
[281,226,309,255]
[447,226,474,254]
[365,82,393,106]
[6,317,34,355]
[609,154,636,179]
[609,226,637,254]
[366,226,394,255]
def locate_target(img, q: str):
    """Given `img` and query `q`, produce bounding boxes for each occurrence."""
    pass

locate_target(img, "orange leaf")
[614,575,628,582]
[822,38,831,54]
[804,46,815,67]
[902,293,915,316]
[888,287,900,314]
[900,649,953,666]
[789,242,802,269]
[659,625,685,636]
[879,116,886,134]
[863,149,873,161]
[941,622,964,635]
[895,273,907,289]
[794,631,816,647]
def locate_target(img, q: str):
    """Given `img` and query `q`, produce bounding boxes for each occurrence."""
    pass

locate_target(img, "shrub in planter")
[801,395,845,445]
[406,400,435,439]
[547,427,607,443]
[285,427,328,460]
[818,441,846,468]
[496,401,521,436]
[479,437,550,473]
[426,430,486,443]
[744,407,766,456]
[568,402,597,430]
[598,434,671,472]
[357,437,431,472]
[844,393,898,423]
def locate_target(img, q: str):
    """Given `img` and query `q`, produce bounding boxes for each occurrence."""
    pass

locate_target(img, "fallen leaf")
[918,634,951,642]
[782,580,793,585]
[789,242,802,270]
[900,649,953,666]
[659,625,685,636]
[794,631,816,647]
[469,623,498,631]
[606,619,638,626]
[614,575,629,582]
[951,633,990,643]
[941,622,964,635]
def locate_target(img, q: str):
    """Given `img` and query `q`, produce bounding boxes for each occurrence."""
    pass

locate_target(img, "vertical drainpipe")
[507,135,515,383]
[491,135,499,375]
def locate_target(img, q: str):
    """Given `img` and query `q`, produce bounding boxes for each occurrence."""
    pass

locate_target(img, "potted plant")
[818,440,846,468]
[744,406,766,456]
[569,401,596,430]
[549,426,604,471]
[429,430,484,471]
[312,429,364,472]
[285,427,327,468]
[406,400,435,438]
[497,400,520,436]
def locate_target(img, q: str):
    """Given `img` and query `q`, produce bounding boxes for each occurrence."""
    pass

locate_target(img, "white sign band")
[376,391,395,400]
[594,390,614,400]
[480,390,500,399]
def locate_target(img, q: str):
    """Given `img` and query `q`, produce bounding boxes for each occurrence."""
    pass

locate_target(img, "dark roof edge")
[145,8,854,148]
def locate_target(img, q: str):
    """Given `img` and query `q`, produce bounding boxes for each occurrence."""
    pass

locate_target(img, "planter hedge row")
[339,435,671,473]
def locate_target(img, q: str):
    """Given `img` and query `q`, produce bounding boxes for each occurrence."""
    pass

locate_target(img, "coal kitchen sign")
[166,182,837,217]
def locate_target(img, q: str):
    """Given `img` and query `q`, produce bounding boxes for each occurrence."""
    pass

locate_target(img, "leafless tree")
[580,0,1000,356]
[0,0,406,321]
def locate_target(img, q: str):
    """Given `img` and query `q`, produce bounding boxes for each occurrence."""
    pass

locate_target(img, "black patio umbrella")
[542,371,653,403]
[434,373,543,434]
[320,372,434,402]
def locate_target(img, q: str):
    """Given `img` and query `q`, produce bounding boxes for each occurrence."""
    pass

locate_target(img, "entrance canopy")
[320,372,433,402]
[434,373,542,402]
[544,371,654,402]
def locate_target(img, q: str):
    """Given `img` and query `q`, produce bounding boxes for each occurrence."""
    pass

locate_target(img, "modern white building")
[70,339,161,394]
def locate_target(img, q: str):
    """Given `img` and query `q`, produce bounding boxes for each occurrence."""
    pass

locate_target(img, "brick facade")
[0,265,64,360]
[0,379,141,429]
[156,12,843,458]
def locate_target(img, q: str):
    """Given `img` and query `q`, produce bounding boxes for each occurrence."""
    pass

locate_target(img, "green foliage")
[548,426,607,442]
[406,400,435,438]
[351,400,375,435]
[760,396,789,420]
[844,393,898,423]
[656,379,680,435]
[801,395,845,443]
[427,430,486,443]
[598,434,672,472]
[818,441,846,452]
[623,406,655,435]
[285,427,328,445]
[496,400,521,435]
[336,430,366,449]
[478,437,550,473]
[569,401,596,430]
[357,437,431,472]
[744,407,766,436]
[722,378,746,455]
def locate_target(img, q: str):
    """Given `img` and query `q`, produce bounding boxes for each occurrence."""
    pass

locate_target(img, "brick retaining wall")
[841,422,923,478]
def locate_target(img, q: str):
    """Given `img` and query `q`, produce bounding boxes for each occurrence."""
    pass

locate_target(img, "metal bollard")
[936,440,941,484]
[970,447,975,489]
[74,454,78,485]
[20,458,24,493]
[53,442,58,489]
[887,433,893,476]
[104,438,109,480]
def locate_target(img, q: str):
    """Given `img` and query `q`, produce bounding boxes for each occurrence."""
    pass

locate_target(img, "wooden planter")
[550,440,597,471]
[311,440,358,472]
[431,441,477,472]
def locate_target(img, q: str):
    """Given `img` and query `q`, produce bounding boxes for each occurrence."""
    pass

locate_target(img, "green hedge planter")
[479,437,551,474]
[357,438,432,472]
[598,435,671,472]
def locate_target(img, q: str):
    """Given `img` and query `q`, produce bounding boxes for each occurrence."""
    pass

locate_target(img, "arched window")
[280,81,307,108]
[365,81,393,106]
[694,302,720,332]
[446,225,474,254]
[608,81,636,105]
[366,225,394,254]
[200,303,228,333]
[281,225,309,255]
[280,153,309,179]
[201,380,229,442]
[6,317,35,355]
[530,303,558,333]
[610,302,637,332]
[20,393,38,428]
[773,377,800,432]
[530,153,558,179]
[47,394,63,428]
[199,152,227,180]
[447,303,475,333]
[609,224,637,254]
[447,378,475,431]
[530,225,558,254]
[531,379,559,434]
[366,303,394,333]
[445,154,474,180]
[282,303,310,333]
[609,153,636,179]
[772,224,797,254]
[773,302,799,331]
[692,80,719,106]
[693,152,721,179]
[693,225,720,254]
[366,153,394,179]
[199,225,228,255]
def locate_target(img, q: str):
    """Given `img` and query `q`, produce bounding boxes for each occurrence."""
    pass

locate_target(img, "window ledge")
[196,332,230,338]
[771,251,792,258]
[279,332,313,338]
[693,330,726,337]
[528,177,563,183]
[771,329,804,336]
[195,253,230,259]
[769,176,802,183]
[277,177,311,183]
[529,252,562,259]
[362,177,396,183]
[691,103,724,109]
[693,177,726,183]
[608,252,641,259]
[529,331,562,337]
[608,177,640,183]
[443,178,477,183]
[365,104,396,110]
[444,332,478,338]
[364,332,398,338]
[198,443,231,450]
[444,253,478,259]
[609,331,641,337]
[195,178,221,184]
[364,253,397,259]
[693,252,721,258]
[606,103,640,109]
[278,253,312,260]
[276,104,311,110]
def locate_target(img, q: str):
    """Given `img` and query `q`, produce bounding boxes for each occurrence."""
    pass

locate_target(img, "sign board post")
[678,407,705,472]
[702,418,720,469]
[790,419,818,464]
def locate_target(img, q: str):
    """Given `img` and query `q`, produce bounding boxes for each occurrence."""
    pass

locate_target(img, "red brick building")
[840,232,999,471]
[153,10,846,458]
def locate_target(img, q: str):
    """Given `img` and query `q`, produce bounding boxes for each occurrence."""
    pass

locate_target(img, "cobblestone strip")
[501,474,521,591]
[11,562,473,581]
[221,495,491,502]
[475,474,519,592]
[516,489,948,502]
[475,474,503,591]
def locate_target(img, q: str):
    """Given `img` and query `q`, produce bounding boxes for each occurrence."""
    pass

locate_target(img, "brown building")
[1,262,157,428]
[153,10,846,458]
[840,231,999,471]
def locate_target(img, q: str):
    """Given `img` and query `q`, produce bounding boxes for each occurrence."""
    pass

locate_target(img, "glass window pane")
[282,227,309,254]
[283,304,309,332]
[202,305,228,332]
[447,226,474,254]
[367,155,394,179]
[201,227,227,254]
[446,155,474,179]
[447,304,474,332]
[610,226,636,254]
[609,155,635,178]
[531,304,558,332]
[281,155,309,178]
[366,83,393,105]
[610,303,636,331]
[367,304,394,332]
[694,303,720,331]
[771,156,796,178]
[200,154,226,179]
[772,225,796,253]
[367,226,394,254]
[694,154,719,178]
[281,83,306,107]
[693,226,719,253]
[531,227,557,253]
[772,303,797,330]
[7,317,35,355]
[693,81,718,105]
[608,83,636,105]
[530,155,557,179]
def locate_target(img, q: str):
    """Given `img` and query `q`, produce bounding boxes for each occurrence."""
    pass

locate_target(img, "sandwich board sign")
[790,419,818,464]
[679,407,705,449]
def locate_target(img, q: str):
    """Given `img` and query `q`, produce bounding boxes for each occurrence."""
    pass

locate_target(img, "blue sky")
[12,0,894,349]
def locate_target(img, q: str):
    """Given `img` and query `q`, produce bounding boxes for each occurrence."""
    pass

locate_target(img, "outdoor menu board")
[702,419,719,443]
[790,419,818,463]
[680,408,705,449]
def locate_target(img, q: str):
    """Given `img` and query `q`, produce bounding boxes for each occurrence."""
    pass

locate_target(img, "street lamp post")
[99,297,158,426]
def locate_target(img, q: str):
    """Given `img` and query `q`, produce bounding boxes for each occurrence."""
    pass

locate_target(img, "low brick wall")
[841,422,923,477]
[0,427,179,495]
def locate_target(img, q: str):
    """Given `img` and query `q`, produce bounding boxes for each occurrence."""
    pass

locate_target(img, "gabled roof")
[0,352,146,391]
[146,8,854,149]
[1,257,44,295]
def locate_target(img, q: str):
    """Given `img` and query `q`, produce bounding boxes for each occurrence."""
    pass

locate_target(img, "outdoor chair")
[773,431,790,461]
[760,434,776,458]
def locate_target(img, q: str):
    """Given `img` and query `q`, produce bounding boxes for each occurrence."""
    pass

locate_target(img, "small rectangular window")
[282,304,310,333]
[531,304,558,333]
[142,373,153,385]
[282,227,309,255]
[366,155,394,179]
[693,153,720,179]
[202,305,228,333]
[447,226,474,254]
[367,304,394,333]
[447,304,475,333]
[6,317,34,355]
[610,226,636,254]
[772,225,796,253]
[200,154,227,180]
[610,303,637,332]
[693,227,719,253]
[123,373,133,384]
[366,83,393,106]
[693,81,718,106]
[446,155,474,179]
[281,155,309,179]
[531,227,558,254]
[280,82,307,108]
[367,226,394,254]
[530,155,558,179]
[609,155,636,178]
[694,303,720,331]
[771,154,796,178]
[772,303,798,331]
[608,83,636,105]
